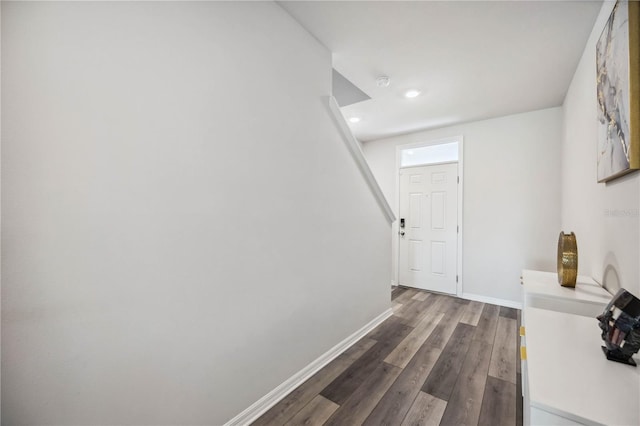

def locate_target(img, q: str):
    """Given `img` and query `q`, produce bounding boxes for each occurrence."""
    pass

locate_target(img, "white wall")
[363,108,562,304]
[0,1,3,417]
[1,2,391,424]
[561,1,640,295]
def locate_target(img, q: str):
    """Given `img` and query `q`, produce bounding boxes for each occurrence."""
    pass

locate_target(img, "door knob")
[399,231,405,236]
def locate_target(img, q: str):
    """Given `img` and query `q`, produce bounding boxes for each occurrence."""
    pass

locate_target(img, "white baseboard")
[391,280,397,287]
[461,292,522,310]
[224,308,393,426]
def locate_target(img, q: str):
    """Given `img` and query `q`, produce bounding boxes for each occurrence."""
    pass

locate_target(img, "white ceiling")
[279,0,603,142]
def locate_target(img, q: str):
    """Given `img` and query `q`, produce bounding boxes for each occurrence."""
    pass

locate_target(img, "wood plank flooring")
[254,287,522,426]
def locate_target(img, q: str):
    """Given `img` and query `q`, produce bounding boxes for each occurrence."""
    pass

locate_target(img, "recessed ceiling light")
[405,90,421,98]
[349,117,361,123]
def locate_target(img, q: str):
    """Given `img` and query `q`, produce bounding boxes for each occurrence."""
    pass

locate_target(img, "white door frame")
[394,136,464,296]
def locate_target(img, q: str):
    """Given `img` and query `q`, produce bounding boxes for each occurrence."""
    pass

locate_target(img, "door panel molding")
[398,162,457,294]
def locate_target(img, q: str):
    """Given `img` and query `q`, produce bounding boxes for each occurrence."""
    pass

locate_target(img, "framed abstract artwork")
[596,0,640,182]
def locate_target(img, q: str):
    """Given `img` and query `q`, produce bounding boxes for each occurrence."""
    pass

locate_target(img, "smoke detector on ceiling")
[376,76,391,88]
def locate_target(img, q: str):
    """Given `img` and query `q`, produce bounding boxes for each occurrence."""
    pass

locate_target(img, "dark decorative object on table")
[597,288,640,366]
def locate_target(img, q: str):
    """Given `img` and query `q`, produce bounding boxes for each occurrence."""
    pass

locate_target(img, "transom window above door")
[400,141,459,167]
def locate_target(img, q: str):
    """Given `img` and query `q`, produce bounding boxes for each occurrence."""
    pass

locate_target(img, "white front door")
[398,163,458,294]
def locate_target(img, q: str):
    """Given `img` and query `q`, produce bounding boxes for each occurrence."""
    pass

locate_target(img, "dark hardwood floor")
[253,287,522,426]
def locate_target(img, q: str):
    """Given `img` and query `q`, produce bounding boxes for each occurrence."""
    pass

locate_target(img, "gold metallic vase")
[557,231,578,288]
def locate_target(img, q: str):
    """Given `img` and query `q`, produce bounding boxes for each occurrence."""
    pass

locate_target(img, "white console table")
[522,307,640,426]
[521,270,612,319]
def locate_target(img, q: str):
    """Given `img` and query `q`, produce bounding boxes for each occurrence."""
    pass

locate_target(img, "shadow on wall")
[602,252,621,294]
